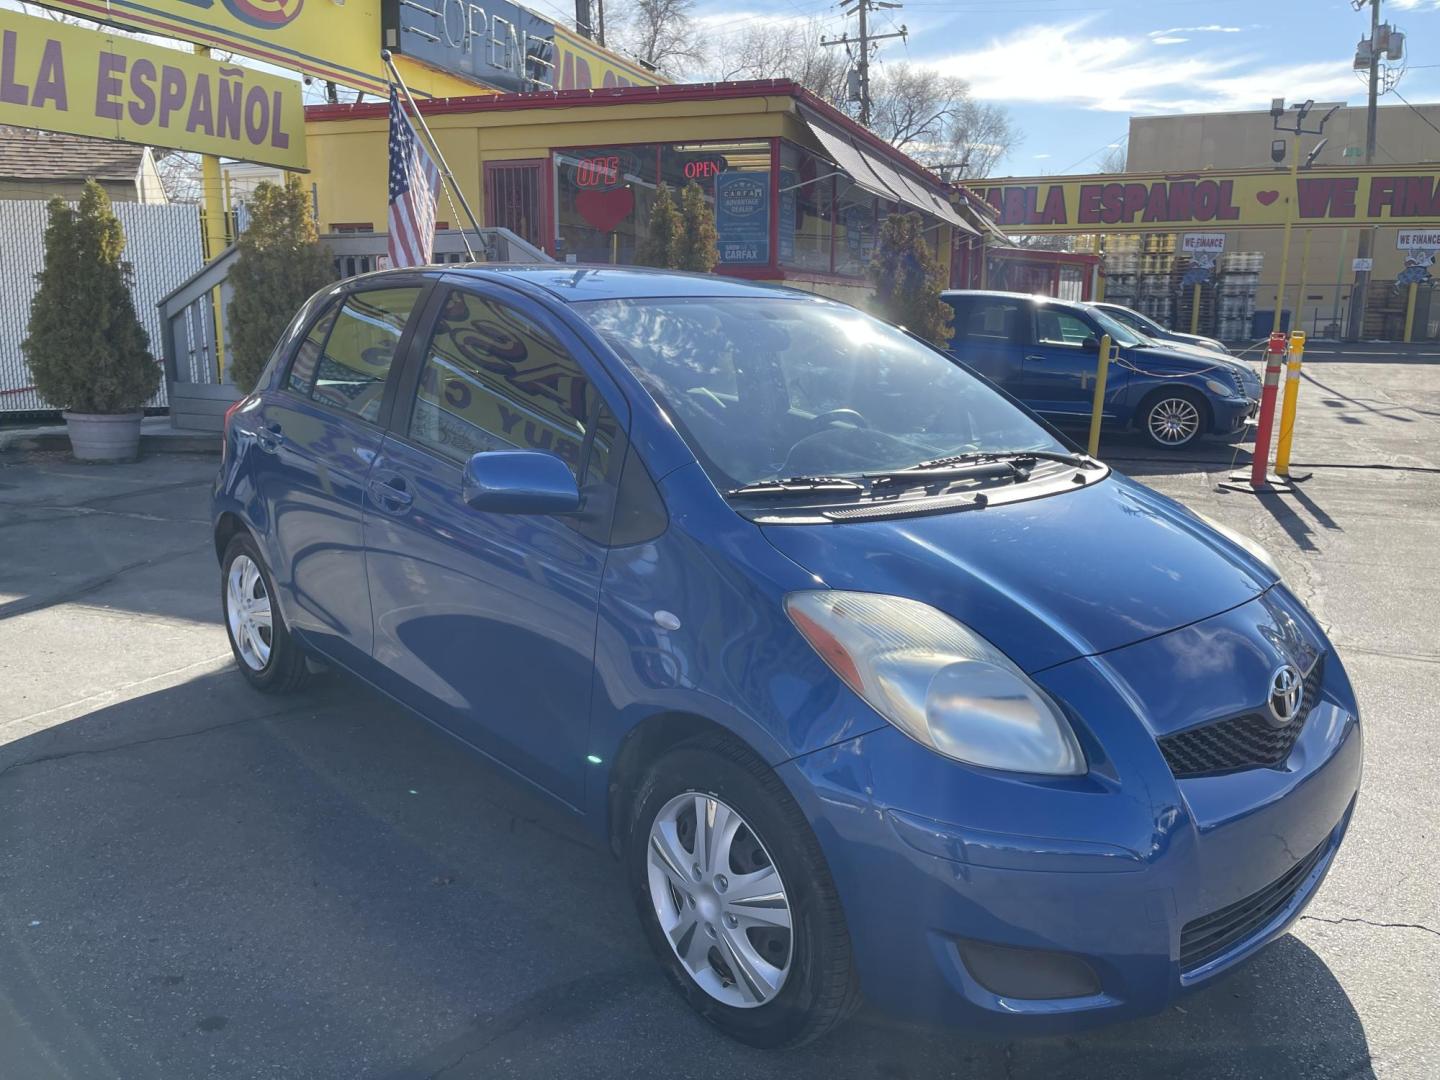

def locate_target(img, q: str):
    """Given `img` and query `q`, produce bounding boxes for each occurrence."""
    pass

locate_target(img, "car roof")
[939,289,1081,308]
[342,264,821,304]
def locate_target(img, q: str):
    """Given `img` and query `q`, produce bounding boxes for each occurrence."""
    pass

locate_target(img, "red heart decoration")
[1256,190,1280,205]
[575,187,635,234]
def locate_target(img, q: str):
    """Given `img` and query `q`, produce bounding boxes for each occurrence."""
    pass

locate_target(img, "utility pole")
[821,1,906,129]
[1345,0,1381,340]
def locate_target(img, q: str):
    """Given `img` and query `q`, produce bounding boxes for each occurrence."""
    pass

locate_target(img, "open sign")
[680,154,728,181]
[572,150,635,191]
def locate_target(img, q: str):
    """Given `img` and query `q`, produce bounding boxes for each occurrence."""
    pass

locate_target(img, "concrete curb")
[0,429,218,456]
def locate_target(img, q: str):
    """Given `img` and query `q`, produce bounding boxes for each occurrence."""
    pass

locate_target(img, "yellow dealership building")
[302,80,981,306]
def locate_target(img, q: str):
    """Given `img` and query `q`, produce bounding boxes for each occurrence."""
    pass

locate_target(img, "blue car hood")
[761,474,1274,674]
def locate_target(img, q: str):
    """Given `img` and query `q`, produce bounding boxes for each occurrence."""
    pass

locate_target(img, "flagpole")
[382,51,481,262]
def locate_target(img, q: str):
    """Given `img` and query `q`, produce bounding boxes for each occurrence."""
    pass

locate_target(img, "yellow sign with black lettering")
[0,7,306,169]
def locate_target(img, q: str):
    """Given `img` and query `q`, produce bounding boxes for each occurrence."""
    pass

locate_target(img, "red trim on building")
[305,79,978,202]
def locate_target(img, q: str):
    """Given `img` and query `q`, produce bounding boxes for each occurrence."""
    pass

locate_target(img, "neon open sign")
[573,151,635,191]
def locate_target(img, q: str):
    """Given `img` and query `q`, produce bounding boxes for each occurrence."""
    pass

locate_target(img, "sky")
[685,0,1440,178]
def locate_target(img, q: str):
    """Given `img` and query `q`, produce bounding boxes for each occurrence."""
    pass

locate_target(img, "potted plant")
[22,180,160,461]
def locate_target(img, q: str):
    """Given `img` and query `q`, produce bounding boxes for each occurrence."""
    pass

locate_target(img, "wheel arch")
[605,710,772,858]
[213,510,251,564]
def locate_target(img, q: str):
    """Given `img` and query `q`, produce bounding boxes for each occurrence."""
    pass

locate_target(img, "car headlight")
[785,591,1085,775]
[1193,512,1280,578]
[1204,377,1239,398]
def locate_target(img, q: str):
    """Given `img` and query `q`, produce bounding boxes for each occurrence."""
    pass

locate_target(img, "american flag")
[387,87,440,268]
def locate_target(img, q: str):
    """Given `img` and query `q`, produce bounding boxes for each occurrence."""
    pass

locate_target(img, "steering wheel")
[810,408,870,429]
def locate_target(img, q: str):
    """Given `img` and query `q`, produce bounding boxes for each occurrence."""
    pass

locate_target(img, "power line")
[820,0,908,126]
[1389,86,1440,141]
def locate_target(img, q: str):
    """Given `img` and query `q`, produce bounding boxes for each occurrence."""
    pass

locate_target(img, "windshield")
[577,297,1064,492]
[1088,307,1147,347]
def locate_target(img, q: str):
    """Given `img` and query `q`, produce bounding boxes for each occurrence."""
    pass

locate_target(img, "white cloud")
[1388,1,1439,10]
[1149,25,1242,34]
[1151,36,1188,45]
[1033,153,1051,159]
[921,21,1361,114]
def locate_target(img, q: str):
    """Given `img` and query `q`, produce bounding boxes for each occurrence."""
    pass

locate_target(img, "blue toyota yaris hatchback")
[214,266,1361,1048]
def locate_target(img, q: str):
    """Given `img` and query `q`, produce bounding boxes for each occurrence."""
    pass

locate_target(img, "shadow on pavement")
[0,667,1375,1080]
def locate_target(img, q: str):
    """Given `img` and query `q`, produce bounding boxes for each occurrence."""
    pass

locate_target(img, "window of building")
[834,176,878,278]
[555,145,659,265]
[779,142,835,274]
[306,287,422,421]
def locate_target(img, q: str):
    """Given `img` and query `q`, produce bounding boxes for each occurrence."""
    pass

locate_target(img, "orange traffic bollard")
[1248,332,1288,488]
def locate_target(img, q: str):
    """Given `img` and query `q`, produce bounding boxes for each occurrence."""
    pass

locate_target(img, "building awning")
[800,110,976,236]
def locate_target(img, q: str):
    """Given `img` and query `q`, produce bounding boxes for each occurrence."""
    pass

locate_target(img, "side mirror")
[1081,336,1100,352]
[461,450,581,515]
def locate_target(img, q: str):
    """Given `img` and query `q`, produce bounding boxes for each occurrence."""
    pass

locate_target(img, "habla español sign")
[980,169,1440,233]
[0,8,305,169]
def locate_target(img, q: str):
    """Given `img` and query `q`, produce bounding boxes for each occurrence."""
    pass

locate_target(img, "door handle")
[368,475,413,511]
[1024,354,1046,362]
[255,424,283,453]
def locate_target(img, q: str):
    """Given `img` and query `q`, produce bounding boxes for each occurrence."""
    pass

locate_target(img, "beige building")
[0,129,167,205]
[1123,103,1440,339]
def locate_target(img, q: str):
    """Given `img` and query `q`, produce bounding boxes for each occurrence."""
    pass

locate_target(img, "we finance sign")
[982,168,1440,233]
[0,8,303,169]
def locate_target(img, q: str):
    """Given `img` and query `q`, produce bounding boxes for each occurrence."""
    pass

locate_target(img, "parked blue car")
[941,290,1259,449]
[214,267,1360,1048]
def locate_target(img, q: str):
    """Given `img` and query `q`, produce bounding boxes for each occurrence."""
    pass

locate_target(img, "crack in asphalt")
[0,540,211,621]
[1301,915,1440,939]
[0,699,321,783]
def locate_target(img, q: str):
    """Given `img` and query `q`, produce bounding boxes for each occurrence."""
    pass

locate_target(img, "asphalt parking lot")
[1,347,1436,1079]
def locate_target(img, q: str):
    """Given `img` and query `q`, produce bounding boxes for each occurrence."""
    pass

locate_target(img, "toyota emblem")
[1267,664,1304,726]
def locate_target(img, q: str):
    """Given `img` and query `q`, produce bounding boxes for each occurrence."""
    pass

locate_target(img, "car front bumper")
[778,651,1362,1035]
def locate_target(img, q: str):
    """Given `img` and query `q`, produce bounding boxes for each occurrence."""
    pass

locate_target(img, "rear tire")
[626,736,860,1048]
[1139,388,1208,450]
[220,534,308,694]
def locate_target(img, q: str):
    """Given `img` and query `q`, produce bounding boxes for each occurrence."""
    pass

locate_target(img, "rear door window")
[307,287,424,423]
[964,297,1028,344]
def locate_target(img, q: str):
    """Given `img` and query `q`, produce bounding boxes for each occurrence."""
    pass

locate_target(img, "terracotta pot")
[62,411,144,462]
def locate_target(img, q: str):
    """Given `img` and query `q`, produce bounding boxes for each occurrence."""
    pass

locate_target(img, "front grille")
[1159,656,1324,779]
[1179,838,1327,972]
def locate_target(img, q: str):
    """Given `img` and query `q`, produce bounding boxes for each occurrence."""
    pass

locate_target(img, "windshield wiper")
[725,475,867,499]
[869,449,1097,487]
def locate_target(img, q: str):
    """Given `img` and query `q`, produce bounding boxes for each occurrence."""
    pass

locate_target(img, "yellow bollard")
[1086,334,1112,457]
[1190,282,1201,334]
[1403,282,1418,343]
[1274,330,1306,477]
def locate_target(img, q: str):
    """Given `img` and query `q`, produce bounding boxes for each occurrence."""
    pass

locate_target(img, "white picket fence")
[0,200,203,414]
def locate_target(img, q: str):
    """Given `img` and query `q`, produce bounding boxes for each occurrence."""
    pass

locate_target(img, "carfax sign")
[0,8,304,169]
[715,172,769,265]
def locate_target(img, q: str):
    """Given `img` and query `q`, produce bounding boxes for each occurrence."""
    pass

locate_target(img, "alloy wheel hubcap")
[646,792,793,1008]
[226,554,273,671]
[1150,398,1201,444]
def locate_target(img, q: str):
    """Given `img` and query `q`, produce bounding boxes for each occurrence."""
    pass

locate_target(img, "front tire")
[1139,388,1208,450]
[626,737,859,1048]
[220,534,308,694]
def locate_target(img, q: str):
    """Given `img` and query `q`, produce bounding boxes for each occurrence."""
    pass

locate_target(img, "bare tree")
[715,19,849,103]
[608,0,704,78]
[864,65,1020,179]
[153,150,204,204]
[1094,143,1128,174]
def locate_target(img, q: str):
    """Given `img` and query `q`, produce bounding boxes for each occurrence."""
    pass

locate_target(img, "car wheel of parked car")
[627,736,860,1048]
[220,534,308,694]
[1140,389,1208,450]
